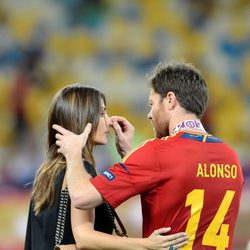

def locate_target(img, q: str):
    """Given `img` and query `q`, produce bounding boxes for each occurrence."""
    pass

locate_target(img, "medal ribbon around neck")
[171,120,206,134]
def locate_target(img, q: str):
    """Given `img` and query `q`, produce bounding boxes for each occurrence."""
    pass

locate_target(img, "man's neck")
[169,113,206,135]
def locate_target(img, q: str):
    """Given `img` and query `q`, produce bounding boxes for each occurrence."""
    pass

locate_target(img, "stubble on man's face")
[154,122,169,138]
[148,88,170,138]
[152,104,170,138]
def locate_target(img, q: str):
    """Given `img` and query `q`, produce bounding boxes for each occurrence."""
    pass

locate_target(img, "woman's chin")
[94,140,108,145]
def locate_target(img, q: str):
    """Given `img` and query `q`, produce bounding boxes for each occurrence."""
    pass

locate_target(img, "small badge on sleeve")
[102,170,115,181]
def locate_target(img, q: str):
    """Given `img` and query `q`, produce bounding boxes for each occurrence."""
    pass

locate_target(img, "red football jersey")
[91,131,244,249]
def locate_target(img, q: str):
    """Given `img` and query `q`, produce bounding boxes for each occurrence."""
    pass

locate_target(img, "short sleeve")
[90,140,160,208]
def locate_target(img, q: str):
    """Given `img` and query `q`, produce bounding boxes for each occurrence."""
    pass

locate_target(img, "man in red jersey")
[53,62,244,250]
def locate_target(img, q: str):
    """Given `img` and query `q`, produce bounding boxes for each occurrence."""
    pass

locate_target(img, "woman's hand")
[145,227,189,250]
[111,116,135,158]
[52,123,92,158]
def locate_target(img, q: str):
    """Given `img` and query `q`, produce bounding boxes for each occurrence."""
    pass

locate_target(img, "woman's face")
[94,100,111,145]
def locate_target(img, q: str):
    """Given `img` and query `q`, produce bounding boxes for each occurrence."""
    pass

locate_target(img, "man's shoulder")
[121,138,163,162]
[123,137,173,158]
[135,137,172,148]
[126,138,158,154]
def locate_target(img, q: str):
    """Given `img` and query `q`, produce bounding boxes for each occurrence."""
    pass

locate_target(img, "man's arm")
[53,124,103,209]
[66,152,103,209]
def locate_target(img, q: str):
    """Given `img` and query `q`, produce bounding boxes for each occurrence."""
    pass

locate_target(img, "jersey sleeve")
[90,140,160,208]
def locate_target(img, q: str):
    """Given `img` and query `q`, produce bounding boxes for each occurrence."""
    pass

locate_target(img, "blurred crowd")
[0,0,250,249]
[0,0,250,188]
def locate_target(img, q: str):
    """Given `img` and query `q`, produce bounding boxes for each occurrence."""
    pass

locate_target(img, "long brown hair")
[32,83,106,215]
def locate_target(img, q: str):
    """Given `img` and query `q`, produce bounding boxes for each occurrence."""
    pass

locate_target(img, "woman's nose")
[105,115,112,127]
[147,110,152,120]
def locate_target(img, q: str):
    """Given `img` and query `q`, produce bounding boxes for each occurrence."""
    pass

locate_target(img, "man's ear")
[165,91,177,110]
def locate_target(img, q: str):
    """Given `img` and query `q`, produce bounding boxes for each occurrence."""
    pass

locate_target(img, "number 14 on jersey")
[183,189,235,250]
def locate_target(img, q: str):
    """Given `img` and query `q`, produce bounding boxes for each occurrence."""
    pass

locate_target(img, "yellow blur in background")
[0,0,249,249]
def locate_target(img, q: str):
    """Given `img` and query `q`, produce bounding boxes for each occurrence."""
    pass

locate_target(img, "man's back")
[90,130,243,249]
[142,131,243,249]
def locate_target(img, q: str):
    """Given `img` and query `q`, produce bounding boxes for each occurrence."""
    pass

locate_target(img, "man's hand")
[52,123,92,159]
[111,116,135,158]
[52,123,102,209]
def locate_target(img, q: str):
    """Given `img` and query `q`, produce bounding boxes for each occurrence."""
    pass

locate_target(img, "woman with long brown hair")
[24,83,189,250]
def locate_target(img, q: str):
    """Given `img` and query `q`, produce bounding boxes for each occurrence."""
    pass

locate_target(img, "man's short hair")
[148,62,208,118]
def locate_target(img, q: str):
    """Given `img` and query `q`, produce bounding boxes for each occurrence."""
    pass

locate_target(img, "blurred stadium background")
[0,0,249,249]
